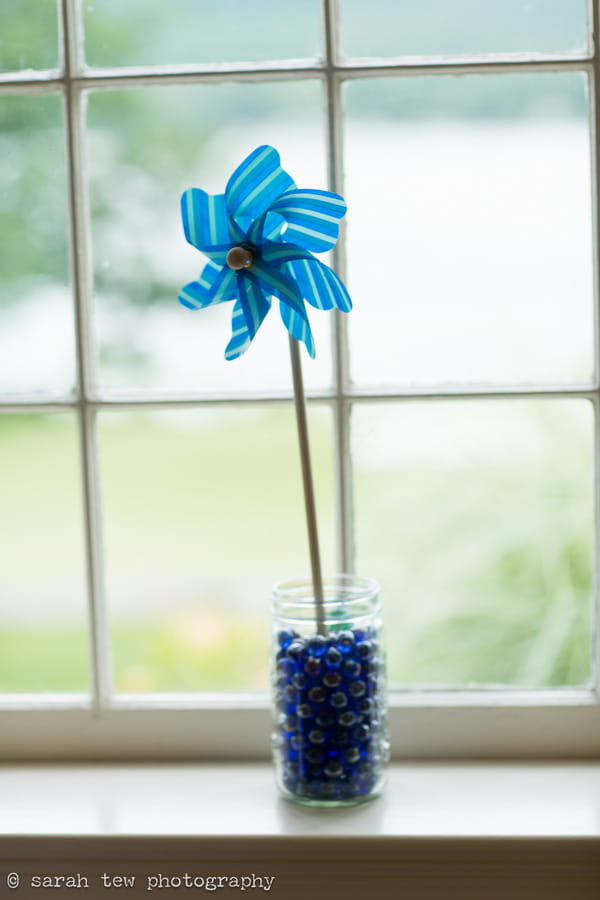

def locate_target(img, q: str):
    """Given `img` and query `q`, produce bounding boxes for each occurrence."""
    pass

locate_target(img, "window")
[1,0,598,759]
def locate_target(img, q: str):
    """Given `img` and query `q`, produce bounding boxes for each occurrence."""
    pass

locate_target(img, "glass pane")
[0,94,74,396]
[87,81,331,396]
[0,414,89,692]
[340,0,587,58]
[353,399,594,688]
[99,406,334,692]
[84,0,320,67]
[0,0,58,72]
[345,73,593,388]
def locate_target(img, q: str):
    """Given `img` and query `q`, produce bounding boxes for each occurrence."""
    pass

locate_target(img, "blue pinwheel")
[178,145,351,360]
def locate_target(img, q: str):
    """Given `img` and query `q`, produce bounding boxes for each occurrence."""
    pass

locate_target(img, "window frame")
[1,0,599,760]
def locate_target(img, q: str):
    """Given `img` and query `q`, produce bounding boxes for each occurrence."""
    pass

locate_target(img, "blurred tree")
[0,0,58,72]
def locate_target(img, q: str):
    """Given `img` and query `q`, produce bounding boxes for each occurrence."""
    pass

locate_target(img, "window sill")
[1,762,599,897]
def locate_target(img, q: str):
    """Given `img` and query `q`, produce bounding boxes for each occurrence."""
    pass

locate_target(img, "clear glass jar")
[270,574,389,807]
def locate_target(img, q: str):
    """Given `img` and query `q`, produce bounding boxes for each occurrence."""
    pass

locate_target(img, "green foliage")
[357,402,594,688]
[0,407,594,692]
[82,0,320,68]
[0,0,58,73]
[341,0,586,58]
[0,95,69,293]
[0,620,268,692]
[0,627,89,692]
[111,616,268,693]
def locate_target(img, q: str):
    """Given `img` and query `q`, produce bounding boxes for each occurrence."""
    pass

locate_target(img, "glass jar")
[270,575,389,807]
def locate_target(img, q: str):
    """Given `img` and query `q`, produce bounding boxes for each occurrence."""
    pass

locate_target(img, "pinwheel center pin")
[226,246,254,270]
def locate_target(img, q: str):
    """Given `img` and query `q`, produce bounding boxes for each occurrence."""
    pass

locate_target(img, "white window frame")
[1,0,600,760]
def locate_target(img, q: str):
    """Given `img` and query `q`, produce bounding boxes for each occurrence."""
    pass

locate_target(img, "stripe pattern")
[180,190,241,264]
[250,258,315,357]
[267,189,347,253]
[226,145,295,228]
[261,243,351,313]
[225,284,271,361]
[262,211,286,242]
[279,303,316,359]
[178,263,238,309]
[260,240,313,267]
[284,257,352,312]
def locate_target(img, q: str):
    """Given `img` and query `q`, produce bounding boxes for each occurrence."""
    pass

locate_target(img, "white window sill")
[1,762,599,897]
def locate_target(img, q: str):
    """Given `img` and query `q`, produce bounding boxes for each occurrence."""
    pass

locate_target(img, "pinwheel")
[178,144,351,360]
[176,145,386,807]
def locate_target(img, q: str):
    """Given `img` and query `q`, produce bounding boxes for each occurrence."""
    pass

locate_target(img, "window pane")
[99,406,334,692]
[345,73,593,388]
[0,94,74,396]
[0,414,89,692]
[353,399,594,688]
[84,0,320,67]
[340,0,587,58]
[0,0,58,72]
[87,81,331,396]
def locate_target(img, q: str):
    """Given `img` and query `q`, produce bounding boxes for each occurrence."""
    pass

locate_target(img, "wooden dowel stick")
[288,335,326,636]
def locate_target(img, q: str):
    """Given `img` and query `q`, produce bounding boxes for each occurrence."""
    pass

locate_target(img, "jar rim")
[271,573,379,606]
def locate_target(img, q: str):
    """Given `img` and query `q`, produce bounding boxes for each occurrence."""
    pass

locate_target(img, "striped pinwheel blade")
[250,258,316,357]
[181,189,241,264]
[178,261,238,310]
[225,283,271,360]
[279,302,316,359]
[262,211,286,242]
[267,189,347,253]
[285,256,352,312]
[259,240,314,268]
[225,145,295,231]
